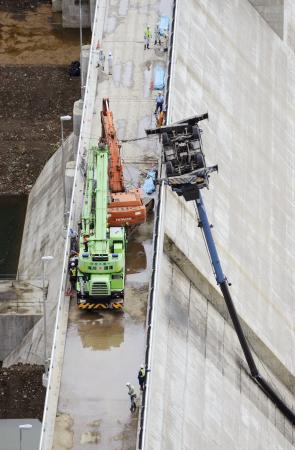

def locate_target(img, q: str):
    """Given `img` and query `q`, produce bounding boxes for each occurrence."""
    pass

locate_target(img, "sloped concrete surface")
[4,135,74,366]
[143,0,295,447]
[168,0,295,378]
[144,251,294,449]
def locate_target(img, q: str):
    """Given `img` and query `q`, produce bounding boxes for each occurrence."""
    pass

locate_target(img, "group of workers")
[144,23,169,126]
[96,49,113,75]
[126,364,148,412]
[144,24,169,51]
[96,24,168,76]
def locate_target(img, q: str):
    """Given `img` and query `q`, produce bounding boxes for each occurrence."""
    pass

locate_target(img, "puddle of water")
[113,63,122,87]
[122,61,133,87]
[80,430,100,444]
[71,310,125,351]
[105,15,117,34]
[0,4,91,65]
[126,241,147,274]
[0,195,27,276]
[158,0,173,17]
[59,302,144,450]
[112,61,133,88]
[143,63,153,98]
[119,0,129,17]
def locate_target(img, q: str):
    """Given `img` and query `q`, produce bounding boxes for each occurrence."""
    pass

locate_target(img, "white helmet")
[126,382,130,386]
[141,364,144,368]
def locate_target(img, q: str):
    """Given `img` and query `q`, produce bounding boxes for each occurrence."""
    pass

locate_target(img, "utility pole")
[41,255,54,387]
[79,0,84,92]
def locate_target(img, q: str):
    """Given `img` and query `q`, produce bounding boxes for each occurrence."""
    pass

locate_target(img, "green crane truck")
[77,144,126,310]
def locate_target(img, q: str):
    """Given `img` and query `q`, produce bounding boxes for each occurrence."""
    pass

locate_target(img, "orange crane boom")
[101,98,146,226]
[101,98,124,193]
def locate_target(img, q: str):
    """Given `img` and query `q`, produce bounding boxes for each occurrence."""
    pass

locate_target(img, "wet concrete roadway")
[53,218,153,450]
[52,0,172,446]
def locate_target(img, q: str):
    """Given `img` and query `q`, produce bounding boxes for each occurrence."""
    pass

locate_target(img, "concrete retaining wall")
[61,0,91,28]
[0,315,40,360]
[4,135,74,366]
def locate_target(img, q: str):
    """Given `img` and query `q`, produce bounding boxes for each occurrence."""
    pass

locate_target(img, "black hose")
[219,281,295,424]
[219,282,259,377]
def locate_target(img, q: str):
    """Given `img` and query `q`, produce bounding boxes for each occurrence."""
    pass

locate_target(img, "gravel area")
[0,363,45,420]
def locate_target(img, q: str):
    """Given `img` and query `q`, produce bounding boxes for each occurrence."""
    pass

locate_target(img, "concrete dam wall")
[144,0,295,448]
[3,136,74,366]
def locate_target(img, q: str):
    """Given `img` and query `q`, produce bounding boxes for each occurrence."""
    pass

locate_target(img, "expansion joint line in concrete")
[164,233,295,392]
[194,192,295,425]
[161,191,295,427]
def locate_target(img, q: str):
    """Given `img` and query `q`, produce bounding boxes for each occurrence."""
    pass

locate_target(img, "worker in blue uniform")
[155,92,164,114]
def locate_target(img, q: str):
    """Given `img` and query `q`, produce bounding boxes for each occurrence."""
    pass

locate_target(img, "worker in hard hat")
[155,92,165,114]
[69,261,78,291]
[126,382,137,412]
[154,24,161,47]
[144,25,152,50]
[83,234,89,252]
[96,49,105,71]
[138,364,146,391]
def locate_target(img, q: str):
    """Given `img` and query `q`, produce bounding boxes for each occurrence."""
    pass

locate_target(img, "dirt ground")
[0,363,46,420]
[0,65,80,194]
[0,0,88,194]
[0,0,83,419]
[0,0,49,11]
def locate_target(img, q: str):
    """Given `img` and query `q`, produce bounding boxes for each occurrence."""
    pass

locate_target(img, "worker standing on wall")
[126,382,137,412]
[108,52,113,75]
[69,261,77,291]
[154,24,161,46]
[144,26,152,49]
[69,228,78,252]
[96,49,105,71]
[163,28,169,52]
[138,365,146,391]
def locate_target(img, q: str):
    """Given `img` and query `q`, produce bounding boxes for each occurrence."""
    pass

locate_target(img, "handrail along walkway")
[38,1,107,449]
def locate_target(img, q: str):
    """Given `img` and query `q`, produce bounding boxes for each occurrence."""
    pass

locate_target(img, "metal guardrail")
[165,0,177,116]
[137,1,178,448]
[38,1,107,449]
